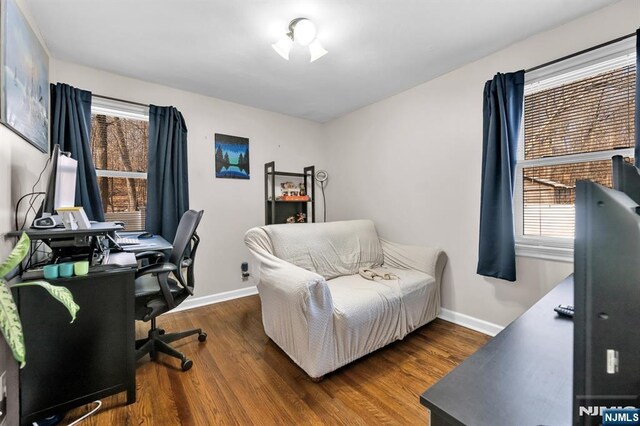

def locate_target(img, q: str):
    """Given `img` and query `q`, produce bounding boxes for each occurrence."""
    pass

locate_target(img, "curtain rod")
[92,93,149,108]
[525,31,636,73]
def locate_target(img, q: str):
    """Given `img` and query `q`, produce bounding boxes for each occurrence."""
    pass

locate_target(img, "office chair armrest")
[135,263,177,279]
[135,250,165,264]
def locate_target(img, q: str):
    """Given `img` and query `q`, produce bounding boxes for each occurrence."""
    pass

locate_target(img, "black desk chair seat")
[134,210,206,372]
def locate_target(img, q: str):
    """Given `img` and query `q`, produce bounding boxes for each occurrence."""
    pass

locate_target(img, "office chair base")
[136,324,206,372]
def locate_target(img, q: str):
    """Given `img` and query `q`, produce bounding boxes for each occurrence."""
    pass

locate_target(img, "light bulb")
[309,39,328,62]
[293,19,316,46]
[272,36,293,60]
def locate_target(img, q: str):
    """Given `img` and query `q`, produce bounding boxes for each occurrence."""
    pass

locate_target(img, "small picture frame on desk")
[57,207,91,230]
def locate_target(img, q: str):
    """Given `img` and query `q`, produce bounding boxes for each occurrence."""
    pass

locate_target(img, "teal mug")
[59,262,74,278]
[43,264,59,280]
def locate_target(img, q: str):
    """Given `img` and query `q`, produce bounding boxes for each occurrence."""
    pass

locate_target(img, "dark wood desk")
[14,268,136,425]
[5,225,144,425]
[5,228,174,424]
[420,275,574,426]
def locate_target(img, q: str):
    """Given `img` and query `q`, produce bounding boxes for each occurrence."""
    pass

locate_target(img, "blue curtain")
[477,71,524,282]
[50,83,105,222]
[146,105,189,242]
[635,28,639,166]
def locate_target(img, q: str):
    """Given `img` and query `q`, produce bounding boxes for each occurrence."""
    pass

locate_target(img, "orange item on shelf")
[279,195,311,201]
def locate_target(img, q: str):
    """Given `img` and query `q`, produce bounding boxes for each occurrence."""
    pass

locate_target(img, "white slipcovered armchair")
[244,220,446,379]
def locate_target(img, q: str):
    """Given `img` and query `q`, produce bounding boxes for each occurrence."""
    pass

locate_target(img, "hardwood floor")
[65,295,490,425]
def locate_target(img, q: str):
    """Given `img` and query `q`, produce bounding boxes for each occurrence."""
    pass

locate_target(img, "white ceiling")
[26,0,619,122]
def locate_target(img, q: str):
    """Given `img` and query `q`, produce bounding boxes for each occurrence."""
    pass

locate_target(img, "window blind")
[521,57,636,240]
[524,64,636,160]
[92,96,149,121]
[522,157,633,238]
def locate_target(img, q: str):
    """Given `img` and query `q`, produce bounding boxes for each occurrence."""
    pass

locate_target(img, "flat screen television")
[573,180,640,425]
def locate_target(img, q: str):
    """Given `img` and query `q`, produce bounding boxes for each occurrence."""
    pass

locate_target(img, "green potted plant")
[0,233,79,367]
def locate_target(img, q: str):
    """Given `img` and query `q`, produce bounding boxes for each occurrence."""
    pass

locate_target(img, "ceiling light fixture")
[272,18,328,62]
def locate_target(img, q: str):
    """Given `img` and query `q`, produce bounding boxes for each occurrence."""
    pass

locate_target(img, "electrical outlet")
[241,262,250,280]
[0,370,7,426]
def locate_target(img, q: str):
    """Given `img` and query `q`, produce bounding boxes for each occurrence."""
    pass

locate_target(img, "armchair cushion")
[327,267,437,365]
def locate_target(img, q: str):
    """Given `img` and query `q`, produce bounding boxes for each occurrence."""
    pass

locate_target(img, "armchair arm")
[380,239,447,283]
[245,227,334,378]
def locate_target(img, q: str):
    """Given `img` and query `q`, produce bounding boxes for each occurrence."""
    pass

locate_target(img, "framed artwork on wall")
[1,0,50,153]
[215,133,250,179]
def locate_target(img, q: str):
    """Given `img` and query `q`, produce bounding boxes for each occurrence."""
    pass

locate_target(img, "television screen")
[573,180,640,425]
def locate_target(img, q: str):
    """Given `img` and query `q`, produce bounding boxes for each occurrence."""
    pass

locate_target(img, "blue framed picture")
[215,133,249,179]
[1,0,50,153]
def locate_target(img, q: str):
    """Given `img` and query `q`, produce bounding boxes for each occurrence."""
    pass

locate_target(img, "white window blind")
[515,38,636,261]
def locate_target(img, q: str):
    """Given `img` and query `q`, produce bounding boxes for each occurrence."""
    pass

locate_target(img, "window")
[515,38,636,261]
[90,98,149,230]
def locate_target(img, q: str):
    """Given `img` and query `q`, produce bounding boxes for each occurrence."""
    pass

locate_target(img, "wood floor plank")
[64,295,490,425]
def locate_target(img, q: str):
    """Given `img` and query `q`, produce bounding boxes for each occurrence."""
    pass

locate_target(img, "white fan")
[315,170,328,222]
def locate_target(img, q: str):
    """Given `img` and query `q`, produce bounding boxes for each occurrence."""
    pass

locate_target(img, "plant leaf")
[0,279,26,368]
[11,281,80,323]
[0,233,30,278]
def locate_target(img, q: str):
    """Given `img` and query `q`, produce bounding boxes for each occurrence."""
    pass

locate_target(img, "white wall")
[0,0,50,257]
[0,130,48,257]
[0,1,49,422]
[49,60,325,297]
[0,124,44,425]
[322,0,638,327]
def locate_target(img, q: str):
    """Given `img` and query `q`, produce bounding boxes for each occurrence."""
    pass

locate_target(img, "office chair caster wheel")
[158,328,165,335]
[198,332,207,342]
[181,358,193,372]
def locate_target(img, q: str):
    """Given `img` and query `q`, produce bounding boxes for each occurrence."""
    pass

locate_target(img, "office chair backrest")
[169,210,204,290]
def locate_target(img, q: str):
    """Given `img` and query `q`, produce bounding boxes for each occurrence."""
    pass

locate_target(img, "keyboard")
[115,237,140,246]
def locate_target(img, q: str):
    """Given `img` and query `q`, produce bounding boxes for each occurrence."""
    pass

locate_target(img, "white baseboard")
[438,308,504,337]
[172,285,258,313]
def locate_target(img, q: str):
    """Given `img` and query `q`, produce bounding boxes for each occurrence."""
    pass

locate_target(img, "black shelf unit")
[265,161,315,225]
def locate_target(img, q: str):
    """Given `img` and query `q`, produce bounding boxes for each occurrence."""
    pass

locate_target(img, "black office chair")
[134,209,206,371]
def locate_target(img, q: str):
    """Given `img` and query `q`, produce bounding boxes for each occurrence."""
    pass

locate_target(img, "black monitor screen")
[573,180,640,425]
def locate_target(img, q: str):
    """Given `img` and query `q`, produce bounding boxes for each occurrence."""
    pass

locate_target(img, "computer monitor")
[34,145,78,228]
[573,180,640,424]
[612,155,640,205]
